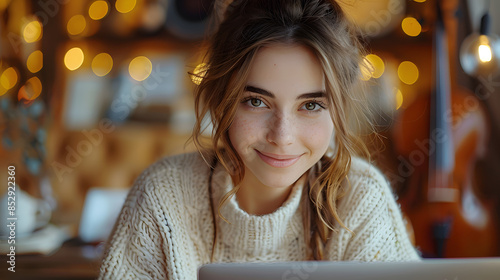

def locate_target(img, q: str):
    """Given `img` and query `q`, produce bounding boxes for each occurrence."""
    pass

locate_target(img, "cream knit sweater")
[99,152,420,279]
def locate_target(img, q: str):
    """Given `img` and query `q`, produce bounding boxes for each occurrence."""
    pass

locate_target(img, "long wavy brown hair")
[190,0,374,261]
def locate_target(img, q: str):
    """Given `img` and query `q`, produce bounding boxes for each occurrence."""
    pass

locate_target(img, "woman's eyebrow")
[245,85,274,97]
[244,85,326,100]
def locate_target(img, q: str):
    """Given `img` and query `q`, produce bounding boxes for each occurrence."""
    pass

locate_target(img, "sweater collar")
[211,161,305,256]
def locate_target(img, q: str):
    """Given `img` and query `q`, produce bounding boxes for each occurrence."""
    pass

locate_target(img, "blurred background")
[0,0,499,278]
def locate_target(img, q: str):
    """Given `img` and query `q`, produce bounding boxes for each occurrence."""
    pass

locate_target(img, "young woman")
[99,0,420,279]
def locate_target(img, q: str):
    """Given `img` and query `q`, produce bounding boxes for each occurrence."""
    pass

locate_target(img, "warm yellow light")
[27,50,43,73]
[396,89,403,110]
[89,0,109,20]
[401,17,421,37]
[129,56,152,81]
[413,0,426,2]
[478,44,492,62]
[365,54,385,79]
[92,53,113,76]
[398,61,419,85]
[67,15,87,35]
[0,67,18,90]
[23,20,42,43]
[115,0,136,14]
[18,77,42,102]
[360,54,384,81]
[64,47,85,71]
[191,63,207,85]
[360,58,373,81]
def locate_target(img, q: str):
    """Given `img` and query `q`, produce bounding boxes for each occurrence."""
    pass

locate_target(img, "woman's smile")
[255,150,304,168]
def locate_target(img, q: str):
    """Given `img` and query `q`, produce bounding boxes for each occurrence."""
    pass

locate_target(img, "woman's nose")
[266,113,294,146]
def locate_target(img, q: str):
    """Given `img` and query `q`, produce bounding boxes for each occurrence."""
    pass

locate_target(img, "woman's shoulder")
[145,151,208,176]
[347,156,390,192]
[331,157,421,261]
[132,151,211,194]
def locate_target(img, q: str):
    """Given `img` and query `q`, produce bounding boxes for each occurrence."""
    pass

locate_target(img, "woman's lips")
[255,150,302,168]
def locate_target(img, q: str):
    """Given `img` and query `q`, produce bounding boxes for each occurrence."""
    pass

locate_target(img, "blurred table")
[0,239,103,280]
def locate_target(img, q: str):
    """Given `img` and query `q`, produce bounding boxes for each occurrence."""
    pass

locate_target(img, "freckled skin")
[228,44,334,215]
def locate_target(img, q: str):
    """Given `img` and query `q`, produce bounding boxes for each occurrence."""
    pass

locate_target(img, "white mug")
[0,188,52,238]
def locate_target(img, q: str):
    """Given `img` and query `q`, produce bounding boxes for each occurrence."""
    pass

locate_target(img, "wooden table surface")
[0,239,103,280]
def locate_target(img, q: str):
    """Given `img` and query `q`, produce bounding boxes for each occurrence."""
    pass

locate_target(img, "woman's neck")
[235,172,305,216]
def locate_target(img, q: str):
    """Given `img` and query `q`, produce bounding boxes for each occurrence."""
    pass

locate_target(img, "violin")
[393,0,498,257]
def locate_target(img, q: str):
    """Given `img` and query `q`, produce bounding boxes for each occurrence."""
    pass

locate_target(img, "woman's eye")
[247,98,266,107]
[302,102,321,111]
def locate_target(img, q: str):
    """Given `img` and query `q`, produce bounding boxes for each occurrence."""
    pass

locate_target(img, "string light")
[23,20,42,43]
[89,0,109,20]
[27,50,43,73]
[64,47,85,71]
[367,54,385,78]
[129,56,152,81]
[115,0,136,14]
[401,17,421,37]
[0,67,18,90]
[360,54,385,80]
[395,88,403,110]
[18,77,42,102]
[92,53,113,76]
[398,61,419,85]
[67,15,87,36]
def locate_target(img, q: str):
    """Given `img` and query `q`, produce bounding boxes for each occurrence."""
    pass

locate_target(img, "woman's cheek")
[229,113,264,151]
[298,117,334,150]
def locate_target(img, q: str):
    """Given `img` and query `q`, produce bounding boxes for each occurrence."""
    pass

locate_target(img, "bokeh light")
[115,0,136,14]
[402,17,421,37]
[89,0,109,20]
[64,47,85,71]
[67,15,87,36]
[478,44,493,63]
[398,61,419,85]
[23,20,42,43]
[92,53,113,76]
[129,56,152,81]
[27,50,43,73]
[366,54,385,79]
[396,88,403,110]
[18,77,42,102]
[0,67,18,90]
[360,58,373,81]
[360,54,385,81]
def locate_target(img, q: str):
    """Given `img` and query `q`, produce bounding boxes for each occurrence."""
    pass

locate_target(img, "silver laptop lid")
[198,258,500,280]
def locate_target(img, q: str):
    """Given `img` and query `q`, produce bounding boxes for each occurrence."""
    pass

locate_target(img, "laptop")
[198,258,500,280]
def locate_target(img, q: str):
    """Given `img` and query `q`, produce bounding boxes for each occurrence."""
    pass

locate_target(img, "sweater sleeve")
[98,176,170,280]
[328,161,421,262]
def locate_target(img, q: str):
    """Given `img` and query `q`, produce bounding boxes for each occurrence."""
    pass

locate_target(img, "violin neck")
[428,1,457,202]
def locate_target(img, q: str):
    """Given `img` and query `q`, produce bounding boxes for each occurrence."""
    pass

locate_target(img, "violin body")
[395,88,498,257]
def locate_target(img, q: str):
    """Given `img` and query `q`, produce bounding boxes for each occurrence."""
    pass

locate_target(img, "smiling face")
[228,44,334,191]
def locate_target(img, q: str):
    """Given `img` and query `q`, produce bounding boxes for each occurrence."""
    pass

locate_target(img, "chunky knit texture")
[99,152,420,279]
